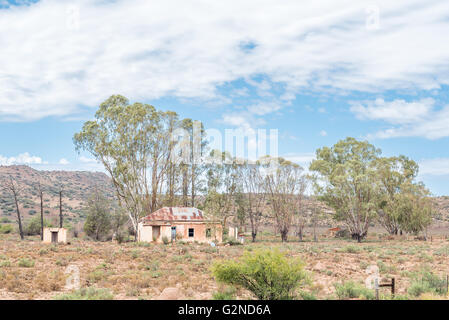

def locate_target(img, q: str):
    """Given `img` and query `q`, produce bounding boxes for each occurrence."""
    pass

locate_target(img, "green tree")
[263,156,306,242]
[397,182,433,235]
[178,119,208,207]
[234,191,247,231]
[24,216,52,236]
[74,95,206,239]
[204,151,240,230]
[111,206,129,242]
[212,248,308,300]
[375,155,421,235]
[83,191,112,241]
[74,95,180,238]
[309,137,380,242]
[239,160,266,242]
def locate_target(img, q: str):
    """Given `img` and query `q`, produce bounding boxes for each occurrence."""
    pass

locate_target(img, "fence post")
[391,278,395,297]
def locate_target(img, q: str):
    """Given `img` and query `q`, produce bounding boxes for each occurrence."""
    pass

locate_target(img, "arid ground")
[1,231,449,300]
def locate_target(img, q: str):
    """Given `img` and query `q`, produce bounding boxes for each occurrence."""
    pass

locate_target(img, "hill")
[0,165,115,226]
[0,165,448,232]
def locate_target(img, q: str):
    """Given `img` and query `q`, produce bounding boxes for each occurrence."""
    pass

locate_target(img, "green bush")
[225,238,242,246]
[23,216,52,236]
[334,281,375,300]
[18,258,35,268]
[0,224,13,234]
[335,229,350,239]
[53,287,114,300]
[340,245,361,254]
[162,236,170,245]
[212,248,309,300]
[212,287,236,300]
[408,271,448,297]
[0,260,11,267]
[299,291,317,300]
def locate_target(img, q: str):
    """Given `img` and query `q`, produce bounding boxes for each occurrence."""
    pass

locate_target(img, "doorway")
[51,231,58,243]
[152,226,160,241]
[171,226,177,242]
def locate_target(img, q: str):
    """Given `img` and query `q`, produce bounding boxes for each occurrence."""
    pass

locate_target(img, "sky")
[0,0,449,195]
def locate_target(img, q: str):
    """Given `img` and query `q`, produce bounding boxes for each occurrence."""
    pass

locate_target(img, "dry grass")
[1,233,449,300]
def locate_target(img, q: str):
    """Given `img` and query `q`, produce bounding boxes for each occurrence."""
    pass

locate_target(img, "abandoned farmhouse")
[137,207,223,244]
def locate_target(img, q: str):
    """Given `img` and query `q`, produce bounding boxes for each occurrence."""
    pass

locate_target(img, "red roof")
[141,207,204,223]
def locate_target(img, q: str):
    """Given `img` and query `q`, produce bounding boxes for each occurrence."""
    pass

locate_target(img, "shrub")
[299,291,317,300]
[335,229,350,239]
[340,245,361,254]
[0,224,13,234]
[226,239,242,246]
[18,258,35,268]
[212,287,236,300]
[116,232,127,244]
[334,281,375,300]
[0,260,11,267]
[23,216,51,236]
[162,236,170,245]
[212,248,309,300]
[83,192,112,241]
[87,269,106,283]
[53,287,114,300]
[408,271,448,297]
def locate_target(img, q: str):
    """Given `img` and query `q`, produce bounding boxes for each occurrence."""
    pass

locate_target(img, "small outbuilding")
[137,207,222,244]
[43,227,68,244]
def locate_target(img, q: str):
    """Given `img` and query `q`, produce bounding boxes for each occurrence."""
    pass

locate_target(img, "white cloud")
[320,130,327,136]
[58,158,70,165]
[0,152,45,165]
[247,102,282,116]
[79,156,98,163]
[350,98,435,124]
[351,98,449,139]
[419,158,449,176]
[2,0,449,121]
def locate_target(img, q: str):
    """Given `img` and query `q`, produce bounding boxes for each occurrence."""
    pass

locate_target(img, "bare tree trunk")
[59,190,63,228]
[298,227,303,241]
[38,183,44,241]
[5,177,24,240]
[182,165,188,206]
[250,217,257,242]
[191,167,195,207]
[13,189,24,240]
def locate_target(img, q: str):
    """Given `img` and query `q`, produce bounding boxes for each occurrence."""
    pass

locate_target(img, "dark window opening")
[206,228,211,238]
[188,228,194,237]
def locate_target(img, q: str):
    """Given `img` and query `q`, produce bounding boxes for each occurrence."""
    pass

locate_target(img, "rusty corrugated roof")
[142,207,204,223]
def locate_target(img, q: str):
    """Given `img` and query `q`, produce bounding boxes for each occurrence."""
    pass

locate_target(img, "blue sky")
[1,0,449,195]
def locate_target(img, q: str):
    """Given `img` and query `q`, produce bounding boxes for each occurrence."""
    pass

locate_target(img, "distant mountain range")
[0,165,448,230]
[0,165,115,226]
